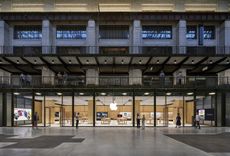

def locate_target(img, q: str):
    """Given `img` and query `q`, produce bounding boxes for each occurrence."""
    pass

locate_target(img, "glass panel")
[156,92,167,126]
[74,92,93,126]
[95,92,133,126]
[204,26,215,40]
[13,92,32,126]
[186,26,197,39]
[184,93,195,126]
[34,93,45,127]
[61,92,72,126]
[135,92,154,127]
[142,26,172,39]
[99,25,129,39]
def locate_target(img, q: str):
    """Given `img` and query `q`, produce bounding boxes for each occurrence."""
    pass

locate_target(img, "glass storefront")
[0,90,220,127]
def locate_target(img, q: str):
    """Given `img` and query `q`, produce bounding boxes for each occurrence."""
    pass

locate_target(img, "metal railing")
[0,75,229,89]
[0,46,230,56]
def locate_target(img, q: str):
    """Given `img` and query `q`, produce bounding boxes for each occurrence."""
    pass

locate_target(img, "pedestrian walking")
[76,112,80,129]
[142,115,146,130]
[195,112,201,129]
[136,113,141,128]
[33,112,39,129]
[175,113,181,128]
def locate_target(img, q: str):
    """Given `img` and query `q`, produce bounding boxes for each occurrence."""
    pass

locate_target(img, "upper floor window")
[203,26,215,40]
[186,26,197,39]
[142,26,172,39]
[14,25,42,39]
[56,25,87,39]
[99,25,129,39]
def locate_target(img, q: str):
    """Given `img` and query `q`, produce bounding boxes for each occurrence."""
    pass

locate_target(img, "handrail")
[0,75,229,88]
[0,46,229,56]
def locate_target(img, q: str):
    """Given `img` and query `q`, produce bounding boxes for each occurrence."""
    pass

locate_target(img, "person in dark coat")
[175,113,181,128]
[136,113,141,128]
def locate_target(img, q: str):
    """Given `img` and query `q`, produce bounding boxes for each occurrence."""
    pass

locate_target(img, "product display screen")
[198,109,205,120]
[96,112,108,120]
[14,108,31,121]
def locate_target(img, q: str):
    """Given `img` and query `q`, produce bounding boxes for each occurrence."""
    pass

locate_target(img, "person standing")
[175,113,181,128]
[76,112,80,129]
[142,115,146,130]
[195,112,201,129]
[159,70,165,86]
[33,112,39,129]
[136,113,141,128]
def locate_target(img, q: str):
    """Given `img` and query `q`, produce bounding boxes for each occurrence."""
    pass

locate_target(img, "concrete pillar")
[41,67,55,85]
[86,69,99,85]
[176,20,187,54]
[0,69,11,85]
[129,69,142,85]
[0,21,10,54]
[219,20,230,54]
[173,68,186,85]
[42,20,53,54]
[132,20,142,54]
[218,69,230,85]
[86,20,97,54]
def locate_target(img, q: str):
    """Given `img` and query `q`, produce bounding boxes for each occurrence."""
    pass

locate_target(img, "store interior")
[12,92,215,127]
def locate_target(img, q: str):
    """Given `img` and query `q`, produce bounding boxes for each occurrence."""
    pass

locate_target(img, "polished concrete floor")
[0,127,230,156]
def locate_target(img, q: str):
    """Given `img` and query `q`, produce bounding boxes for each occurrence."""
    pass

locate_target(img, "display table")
[146,118,154,124]
[117,117,128,125]
[101,118,111,124]
[80,117,88,123]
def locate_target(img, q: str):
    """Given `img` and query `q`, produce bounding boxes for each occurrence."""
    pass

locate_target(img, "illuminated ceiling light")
[16,60,20,64]
[57,92,62,96]
[150,67,153,71]
[139,60,142,64]
[35,92,41,96]
[191,60,194,64]
[34,59,37,64]
[121,59,124,64]
[209,60,213,64]
[122,92,127,96]
[68,60,72,64]
[166,92,172,96]
[187,92,193,95]
[174,60,177,64]
[104,60,107,64]
[144,92,149,96]
[0,59,2,64]
[202,66,208,71]
[79,93,84,95]
[51,60,55,64]
[227,60,230,64]
[157,60,160,64]
[101,92,106,96]
[86,59,89,64]
[209,92,215,95]
[14,92,20,95]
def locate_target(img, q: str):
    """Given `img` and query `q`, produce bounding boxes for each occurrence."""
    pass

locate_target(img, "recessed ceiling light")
[34,59,37,64]
[139,60,142,64]
[209,92,215,95]
[174,60,177,64]
[121,59,124,64]
[16,60,20,64]
[122,93,127,96]
[191,60,194,64]
[79,93,84,95]
[157,60,160,64]
[144,92,149,95]
[14,92,20,95]
[86,59,89,64]
[68,60,72,64]
[209,60,213,64]
[187,92,193,95]
[51,60,55,64]
[150,67,153,71]
[104,60,107,64]
[227,60,230,64]
[35,92,41,96]
[57,92,62,96]
[202,66,208,71]
[166,92,172,96]
[101,92,106,96]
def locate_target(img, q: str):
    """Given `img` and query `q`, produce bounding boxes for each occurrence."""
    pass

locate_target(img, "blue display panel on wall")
[142,26,172,39]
